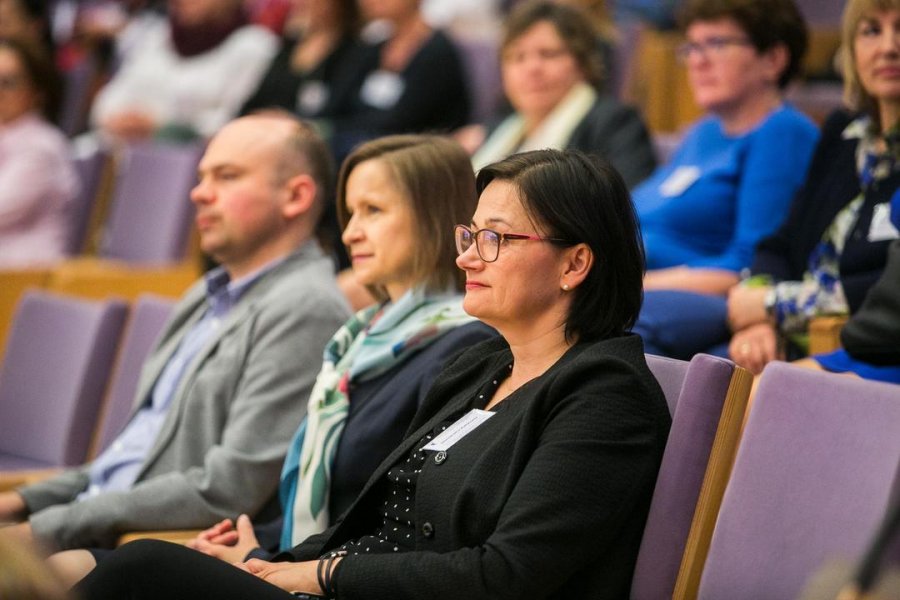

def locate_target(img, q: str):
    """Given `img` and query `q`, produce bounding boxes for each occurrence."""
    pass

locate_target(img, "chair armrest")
[808,315,849,355]
[47,258,199,301]
[117,529,203,546]
[0,468,63,493]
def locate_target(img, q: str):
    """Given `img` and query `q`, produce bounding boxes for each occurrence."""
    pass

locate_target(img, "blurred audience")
[630,0,820,359]
[89,0,277,142]
[466,0,655,189]
[726,0,900,375]
[240,0,361,120]
[634,0,817,293]
[327,0,471,161]
[637,0,900,373]
[0,37,78,268]
[0,0,54,59]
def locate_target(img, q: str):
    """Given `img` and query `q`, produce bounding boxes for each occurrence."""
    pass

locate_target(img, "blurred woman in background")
[240,0,362,120]
[0,37,78,267]
[90,0,277,141]
[327,0,471,161]
[465,0,656,189]
[630,0,820,359]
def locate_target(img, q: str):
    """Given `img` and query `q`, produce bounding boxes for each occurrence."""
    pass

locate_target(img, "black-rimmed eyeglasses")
[675,36,754,63]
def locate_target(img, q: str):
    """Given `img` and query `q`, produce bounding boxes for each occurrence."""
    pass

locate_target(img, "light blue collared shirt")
[78,258,285,500]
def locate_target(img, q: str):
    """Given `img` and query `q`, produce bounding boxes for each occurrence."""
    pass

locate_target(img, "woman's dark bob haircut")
[678,0,808,89]
[475,149,645,342]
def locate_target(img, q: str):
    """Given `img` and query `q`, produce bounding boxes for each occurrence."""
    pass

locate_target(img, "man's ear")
[281,173,317,220]
[560,243,594,290]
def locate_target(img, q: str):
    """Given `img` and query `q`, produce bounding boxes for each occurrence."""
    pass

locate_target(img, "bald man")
[0,114,350,552]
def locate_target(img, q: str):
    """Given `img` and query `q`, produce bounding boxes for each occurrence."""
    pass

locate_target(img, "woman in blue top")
[631,0,819,358]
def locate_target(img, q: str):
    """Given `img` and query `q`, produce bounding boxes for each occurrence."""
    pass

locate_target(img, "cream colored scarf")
[472,81,597,170]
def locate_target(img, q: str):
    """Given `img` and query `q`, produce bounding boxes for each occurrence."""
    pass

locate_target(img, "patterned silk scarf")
[772,116,900,335]
[280,287,475,548]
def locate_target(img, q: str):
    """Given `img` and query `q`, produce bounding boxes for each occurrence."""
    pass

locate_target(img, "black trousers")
[75,539,297,600]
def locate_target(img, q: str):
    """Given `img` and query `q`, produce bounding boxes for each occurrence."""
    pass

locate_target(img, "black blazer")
[841,239,900,365]
[281,334,670,600]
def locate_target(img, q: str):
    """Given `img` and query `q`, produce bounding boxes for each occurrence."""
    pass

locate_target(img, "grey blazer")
[20,242,350,550]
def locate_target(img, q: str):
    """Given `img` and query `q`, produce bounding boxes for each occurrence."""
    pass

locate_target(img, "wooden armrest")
[0,468,62,492]
[47,258,200,301]
[117,529,203,546]
[808,315,849,355]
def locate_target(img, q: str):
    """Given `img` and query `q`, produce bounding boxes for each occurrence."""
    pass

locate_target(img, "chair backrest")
[645,353,690,414]
[632,354,752,600]
[58,57,97,138]
[452,34,503,124]
[794,0,843,26]
[65,143,108,255]
[0,291,128,470]
[697,362,900,600]
[92,295,176,455]
[101,142,204,264]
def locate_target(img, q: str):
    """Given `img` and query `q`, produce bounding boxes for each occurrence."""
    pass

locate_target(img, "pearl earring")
[562,284,570,291]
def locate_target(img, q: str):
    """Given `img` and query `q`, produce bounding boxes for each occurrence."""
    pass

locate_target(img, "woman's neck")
[879,102,900,135]
[719,87,783,136]
[292,27,341,72]
[381,14,431,72]
[485,324,574,410]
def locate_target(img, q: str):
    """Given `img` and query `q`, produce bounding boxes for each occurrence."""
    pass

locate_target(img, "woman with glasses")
[628,0,820,359]
[48,134,493,586]
[0,37,78,267]
[75,149,671,600]
[462,0,656,189]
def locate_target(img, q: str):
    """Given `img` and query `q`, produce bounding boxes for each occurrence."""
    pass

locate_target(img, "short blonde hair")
[841,0,900,122]
[336,135,476,301]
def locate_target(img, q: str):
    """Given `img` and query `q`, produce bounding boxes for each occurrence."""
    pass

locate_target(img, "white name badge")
[360,70,405,110]
[659,165,701,197]
[297,80,329,115]
[868,202,900,242]
[421,409,495,452]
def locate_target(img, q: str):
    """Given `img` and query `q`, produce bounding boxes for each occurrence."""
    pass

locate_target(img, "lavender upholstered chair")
[697,362,900,600]
[101,142,204,264]
[93,294,176,455]
[633,354,752,600]
[0,291,128,470]
[65,144,108,255]
[452,35,503,125]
